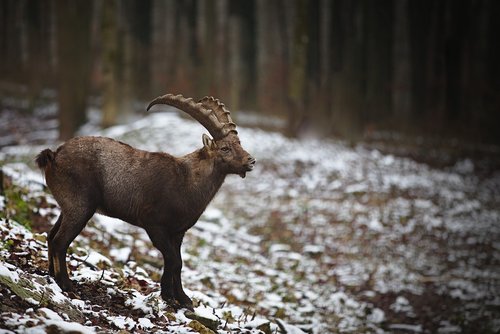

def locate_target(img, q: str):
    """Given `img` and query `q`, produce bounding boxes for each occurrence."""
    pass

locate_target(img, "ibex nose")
[248,156,256,165]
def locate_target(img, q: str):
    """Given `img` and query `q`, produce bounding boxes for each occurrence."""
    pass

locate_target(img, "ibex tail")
[36,149,56,171]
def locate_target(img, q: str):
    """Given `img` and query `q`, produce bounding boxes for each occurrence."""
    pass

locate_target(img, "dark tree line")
[1,0,499,143]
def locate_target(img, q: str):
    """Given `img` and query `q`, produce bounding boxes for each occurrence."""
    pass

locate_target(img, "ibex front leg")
[147,229,178,308]
[171,232,193,310]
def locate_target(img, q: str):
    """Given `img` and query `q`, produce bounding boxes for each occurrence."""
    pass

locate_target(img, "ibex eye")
[221,147,230,152]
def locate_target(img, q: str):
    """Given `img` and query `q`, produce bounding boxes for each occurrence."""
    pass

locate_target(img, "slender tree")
[286,0,309,136]
[101,0,119,127]
[55,0,92,140]
[392,0,412,127]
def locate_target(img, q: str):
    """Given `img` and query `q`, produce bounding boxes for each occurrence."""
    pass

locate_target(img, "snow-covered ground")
[1,110,499,333]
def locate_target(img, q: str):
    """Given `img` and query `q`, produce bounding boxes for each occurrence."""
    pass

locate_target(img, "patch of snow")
[438,321,462,333]
[71,267,114,284]
[186,289,219,308]
[193,305,219,321]
[37,308,63,321]
[92,214,130,235]
[390,296,414,316]
[0,262,20,283]
[269,244,291,253]
[244,318,270,331]
[82,250,113,267]
[368,308,385,323]
[70,299,86,310]
[303,244,324,254]
[137,317,154,329]
[25,297,40,305]
[453,159,474,174]
[367,219,384,232]
[46,282,67,304]
[276,319,307,334]
[45,320,96,334]
[109,247,131,262]
[125,290,160,314]
[2,162,45,191]
[108,315,136,330]
[389,324,423,333]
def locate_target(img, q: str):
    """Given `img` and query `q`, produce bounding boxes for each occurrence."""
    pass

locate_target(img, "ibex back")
[36,94,255,310]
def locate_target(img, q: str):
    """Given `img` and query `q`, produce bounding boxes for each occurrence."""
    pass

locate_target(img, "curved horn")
[147,94,228,140]
[199,96,238,136]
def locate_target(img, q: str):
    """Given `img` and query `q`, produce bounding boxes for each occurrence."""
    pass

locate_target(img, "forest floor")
[1,105,499,333]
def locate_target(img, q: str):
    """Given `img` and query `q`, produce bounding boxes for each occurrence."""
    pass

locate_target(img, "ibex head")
[147,94,256,178]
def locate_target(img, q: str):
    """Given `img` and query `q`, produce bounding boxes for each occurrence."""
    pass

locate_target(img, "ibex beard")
[36,94,255,310]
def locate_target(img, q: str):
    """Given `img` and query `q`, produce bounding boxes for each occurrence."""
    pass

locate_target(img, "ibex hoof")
[177,300,194,311]
[58,279,74,292]
[162,295,194,311]
[162,296,178,307]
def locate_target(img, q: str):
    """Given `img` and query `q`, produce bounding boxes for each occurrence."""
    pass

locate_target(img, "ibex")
[36,94,255,310]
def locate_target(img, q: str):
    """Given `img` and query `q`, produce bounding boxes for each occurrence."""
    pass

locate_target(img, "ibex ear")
[202,134,217,150]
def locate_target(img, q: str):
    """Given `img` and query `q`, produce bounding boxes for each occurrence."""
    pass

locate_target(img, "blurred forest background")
[0,0,499,143]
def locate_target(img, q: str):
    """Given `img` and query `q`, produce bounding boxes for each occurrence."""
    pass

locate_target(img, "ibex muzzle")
[36,94,255,310]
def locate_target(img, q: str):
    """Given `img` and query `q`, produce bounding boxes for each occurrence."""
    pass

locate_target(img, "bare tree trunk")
[55,0,92,140]
[163,0,175,93]
[255,0,272,113]
[0,1,25,80]
[151,0,167,94]
[286,0,308,137]
[119,1,134,119]
[255,0,290,116]
[175,0,196,96]
[101,0,119,127]
[330,0,365,141]
[19,0,28,73]
[197,0,216,95]
[228,14,242,111]
[26,0,44,110]
[455,0,490,141]
[139,1,153,100]
[48,0,57,71]
[319,0,332,90]
[214,0,228,99]
[392,0,412,125]
[365,0,393,126]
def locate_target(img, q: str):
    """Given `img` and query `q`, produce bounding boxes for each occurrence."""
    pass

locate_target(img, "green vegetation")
[0,179,36,231]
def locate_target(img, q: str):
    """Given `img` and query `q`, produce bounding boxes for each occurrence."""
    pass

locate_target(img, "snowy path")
[1,110,499,333]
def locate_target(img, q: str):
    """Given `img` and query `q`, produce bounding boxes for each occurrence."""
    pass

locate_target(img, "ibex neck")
[182,149,226,207]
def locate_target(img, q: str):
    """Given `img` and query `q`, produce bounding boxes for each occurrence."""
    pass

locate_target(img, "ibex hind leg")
[47,214,63,276]
[50,208,95,291]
